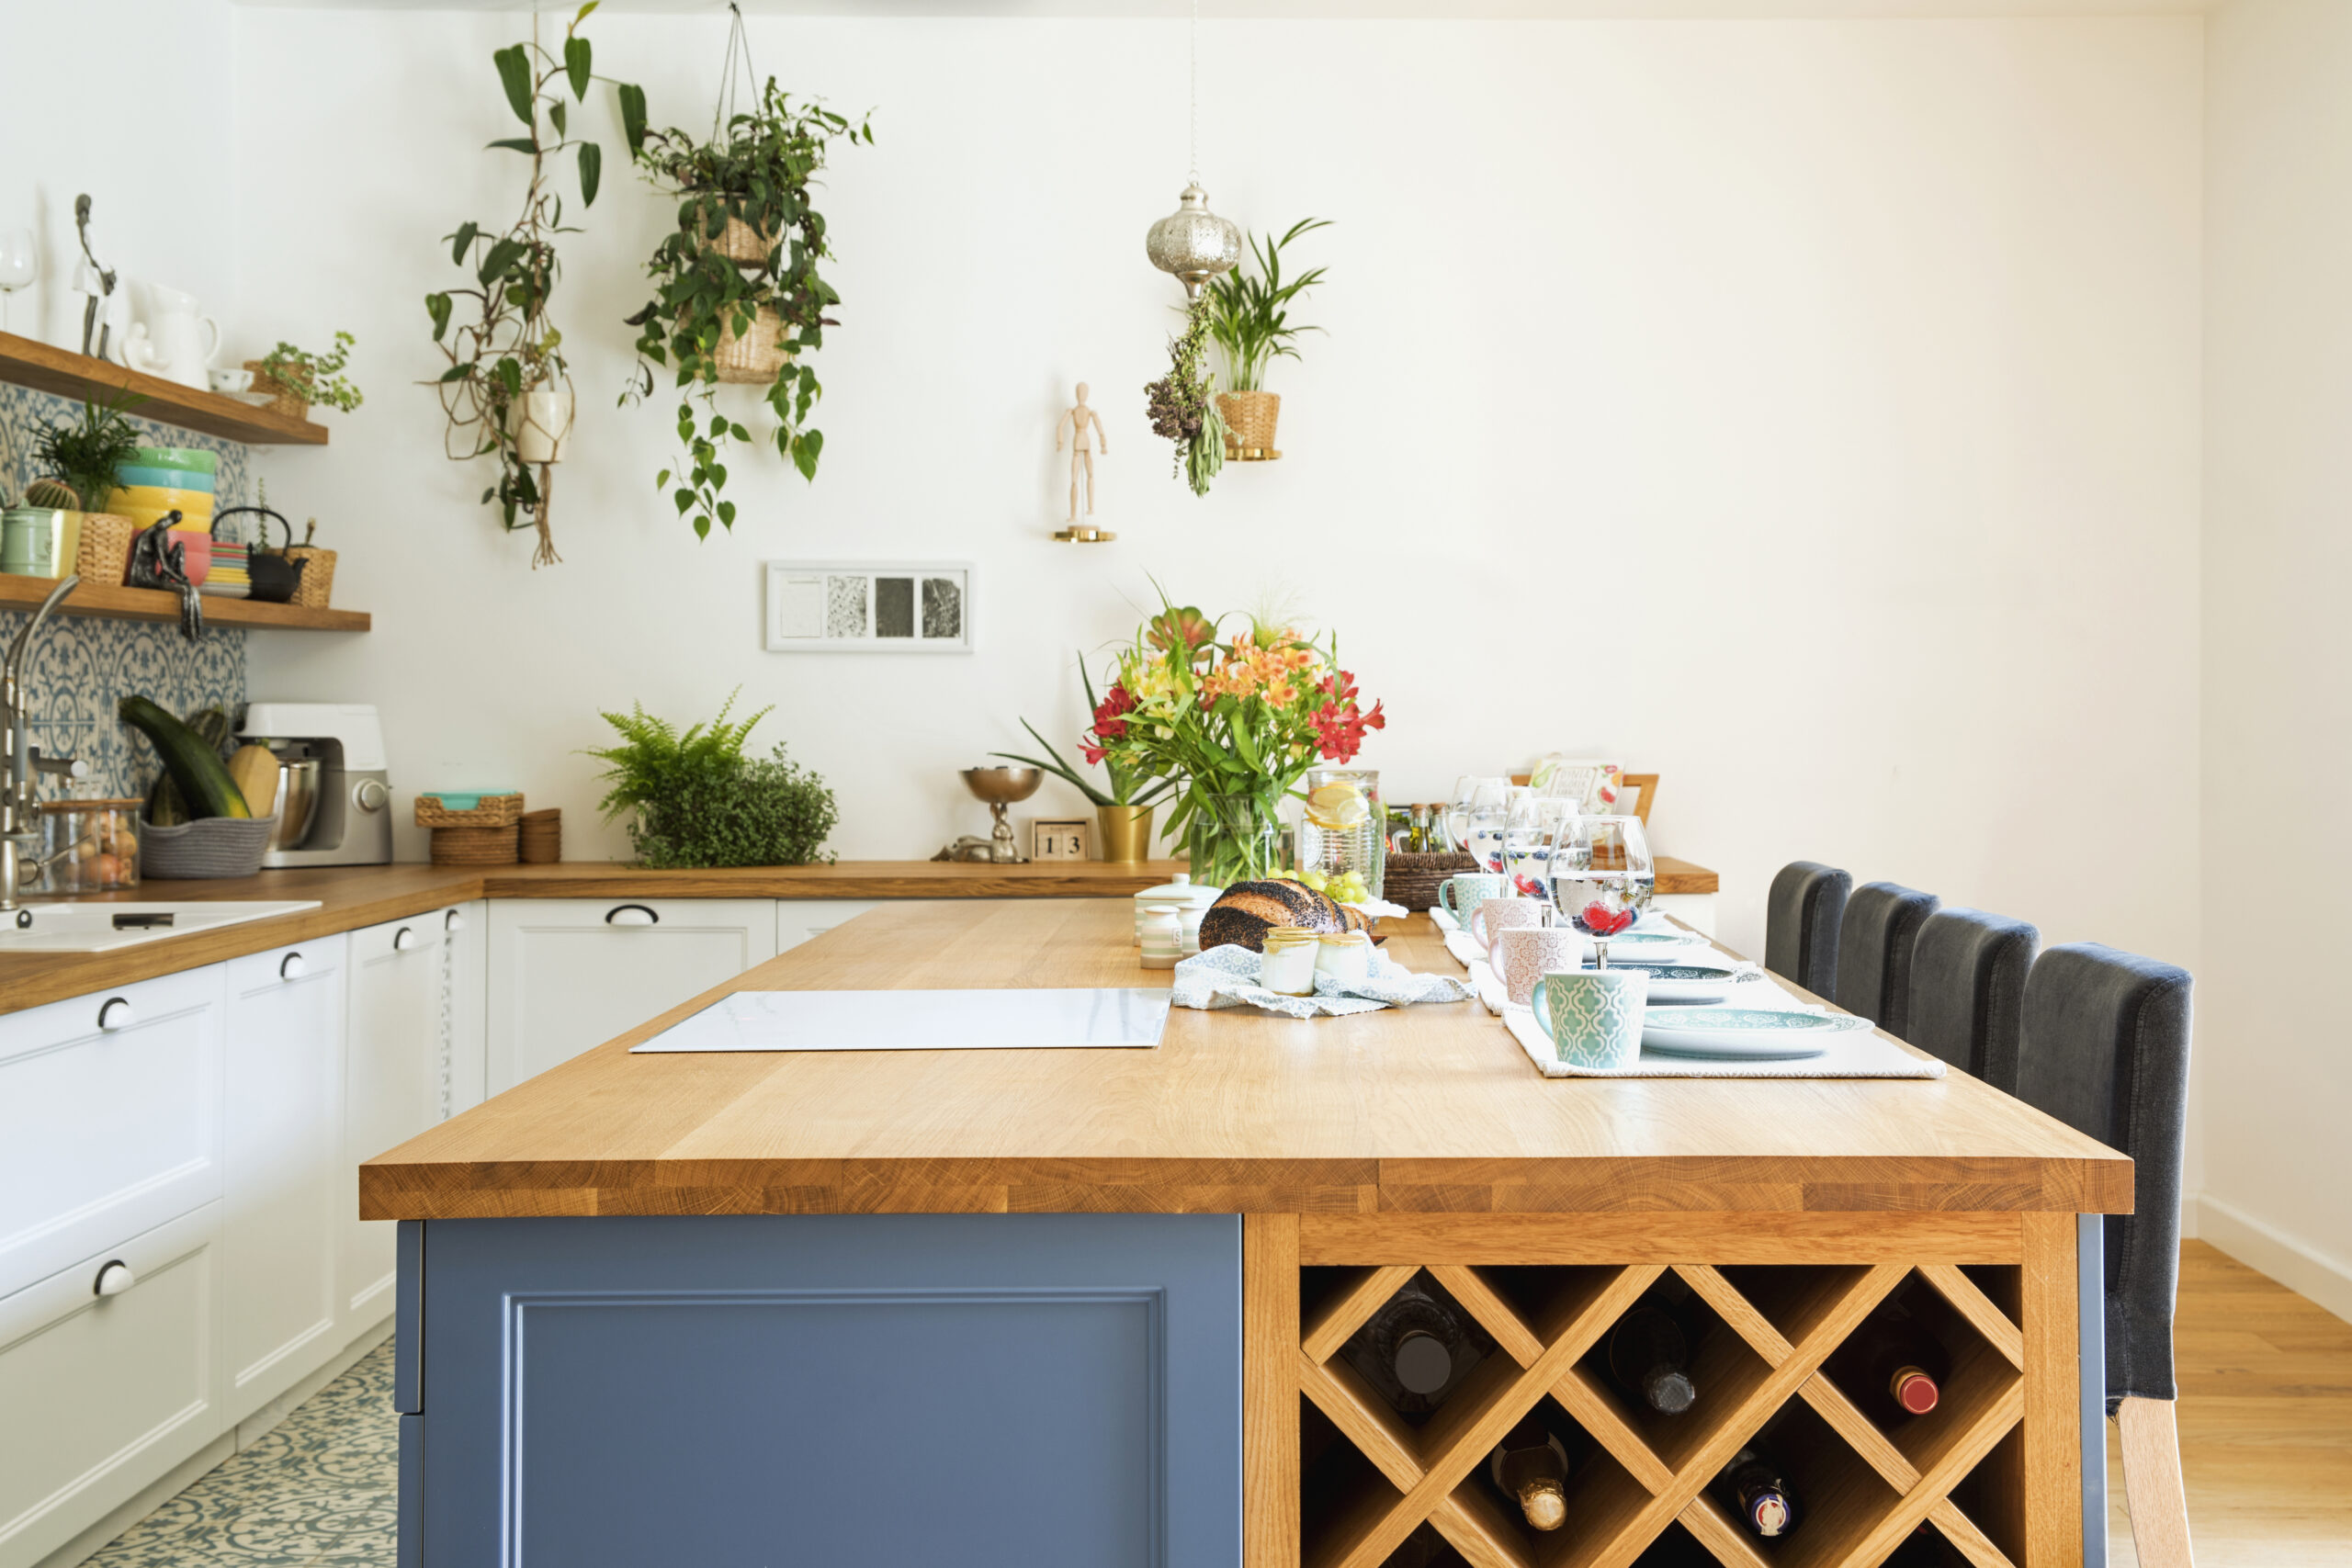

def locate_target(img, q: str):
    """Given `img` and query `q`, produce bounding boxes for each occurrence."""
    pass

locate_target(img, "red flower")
[1091,683,1136,741]
[1081,742,1108,765]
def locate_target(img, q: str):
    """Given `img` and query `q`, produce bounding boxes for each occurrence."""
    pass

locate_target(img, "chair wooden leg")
[2115,1395,2196,1568]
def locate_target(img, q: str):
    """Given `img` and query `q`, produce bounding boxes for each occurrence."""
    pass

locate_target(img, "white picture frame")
[763,560,974,654]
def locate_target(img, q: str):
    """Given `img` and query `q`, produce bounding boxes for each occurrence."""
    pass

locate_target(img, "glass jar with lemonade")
[1293,768,1385,905]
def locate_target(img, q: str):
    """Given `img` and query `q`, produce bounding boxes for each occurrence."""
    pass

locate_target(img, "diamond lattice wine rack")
[1250,1215,2067,1568]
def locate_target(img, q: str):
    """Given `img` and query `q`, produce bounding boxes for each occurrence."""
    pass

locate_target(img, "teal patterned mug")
[1529,968,1649,1069]
[1437,873,1507,929]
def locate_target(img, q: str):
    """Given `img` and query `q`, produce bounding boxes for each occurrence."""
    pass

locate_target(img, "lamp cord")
[1188,0,1200,186]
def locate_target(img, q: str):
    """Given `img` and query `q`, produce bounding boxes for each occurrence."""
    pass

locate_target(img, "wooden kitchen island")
[363,899,2129,1568]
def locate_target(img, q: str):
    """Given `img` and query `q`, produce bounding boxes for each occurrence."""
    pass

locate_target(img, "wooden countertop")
[0,856,1720,1015]
[360,898,2131,1223]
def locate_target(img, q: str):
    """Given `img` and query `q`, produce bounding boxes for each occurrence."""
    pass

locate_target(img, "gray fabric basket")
[141,815,279,880]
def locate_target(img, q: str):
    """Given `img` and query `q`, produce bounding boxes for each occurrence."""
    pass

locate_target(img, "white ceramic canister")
[1259,928,1321,996]
[1139,904,1185,971]
[1133,871,1221,952]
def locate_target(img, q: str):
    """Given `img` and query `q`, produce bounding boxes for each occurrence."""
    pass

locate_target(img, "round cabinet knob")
[605,905,659,927]
[354,778,390,812]
[280,952,309,980]
[93,1260,134,1297]
[96,997,134,1032]
[392,926,419,953]
[445,908,468,933]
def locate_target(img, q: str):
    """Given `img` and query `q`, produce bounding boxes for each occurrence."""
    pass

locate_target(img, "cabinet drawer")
[0,967,222,1299]
[0,1202,222,1568]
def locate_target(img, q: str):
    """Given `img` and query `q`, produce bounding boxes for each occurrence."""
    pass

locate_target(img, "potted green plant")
[425,2,645,568]
[1145,301,1227,497]
[627,76,873,540]
[248,333,364,418]
[1201,218,1329,460]
[584,691,838,868]
[30,389,144,511]
[989,660,1176,863]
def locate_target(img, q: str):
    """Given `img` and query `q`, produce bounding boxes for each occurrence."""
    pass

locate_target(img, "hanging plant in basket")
[424,2,647,568]
[1201,218,1329,462]
[625,14,873,540]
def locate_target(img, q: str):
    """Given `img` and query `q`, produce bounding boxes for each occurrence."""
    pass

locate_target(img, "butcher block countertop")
[0,856,1718,1015]
[360,897,2130,1224]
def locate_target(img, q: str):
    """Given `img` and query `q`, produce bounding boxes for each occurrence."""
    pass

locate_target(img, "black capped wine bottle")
[1607,1307,1696,1416]
[1487,1414,1571,1531]
[1341,1277,1492,1416]
[1714,1446,1798,1539]
[1831,1295,1948,1423]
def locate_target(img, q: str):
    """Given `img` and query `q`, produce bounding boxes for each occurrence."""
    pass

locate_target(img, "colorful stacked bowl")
[129,446,219,479]
[108,487,215,528]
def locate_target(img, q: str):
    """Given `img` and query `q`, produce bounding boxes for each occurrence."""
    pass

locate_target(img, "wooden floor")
[2108,1241,2352,1565]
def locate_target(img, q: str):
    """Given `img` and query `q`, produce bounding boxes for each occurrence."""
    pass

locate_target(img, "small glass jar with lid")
[42,798,142,891]
[1258,928,1321,996]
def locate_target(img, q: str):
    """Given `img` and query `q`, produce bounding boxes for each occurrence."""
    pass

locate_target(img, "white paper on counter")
[632,987,1171,1052]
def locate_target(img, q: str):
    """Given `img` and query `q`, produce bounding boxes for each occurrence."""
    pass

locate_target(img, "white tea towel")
[1500,1006,1946,1079]
[1443,930,1485,968]
[1171,942,1476,1019]
[1431,906,1463,934]
[1342,897,1411,924]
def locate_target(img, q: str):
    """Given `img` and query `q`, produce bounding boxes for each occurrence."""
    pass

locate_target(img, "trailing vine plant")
[424,2,646,567]
[625,8,873,539]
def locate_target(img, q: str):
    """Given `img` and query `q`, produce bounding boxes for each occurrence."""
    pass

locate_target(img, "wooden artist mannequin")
[1057,382,1108,522]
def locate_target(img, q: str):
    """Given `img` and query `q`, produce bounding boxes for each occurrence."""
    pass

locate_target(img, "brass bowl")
[960,766,1042,806]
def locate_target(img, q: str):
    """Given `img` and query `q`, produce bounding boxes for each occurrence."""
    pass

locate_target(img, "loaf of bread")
[1196,879,1350,953]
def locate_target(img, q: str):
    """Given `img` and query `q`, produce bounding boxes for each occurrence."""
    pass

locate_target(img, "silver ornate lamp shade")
[1146,184,1243,299]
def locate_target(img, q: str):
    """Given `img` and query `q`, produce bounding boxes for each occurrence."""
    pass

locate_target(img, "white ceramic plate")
[1601,962,1764,1005]
[1639,1007,1875,1060]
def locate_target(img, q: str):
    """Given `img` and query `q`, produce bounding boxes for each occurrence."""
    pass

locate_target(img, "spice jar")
[1259,928,1321,996]
[1316,930,1373,987]
[42,799,142,891]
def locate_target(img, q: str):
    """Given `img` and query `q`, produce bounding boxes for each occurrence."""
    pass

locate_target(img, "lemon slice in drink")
[1305,782,1370,829]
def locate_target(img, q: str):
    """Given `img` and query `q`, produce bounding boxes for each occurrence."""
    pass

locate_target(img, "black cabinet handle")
[605,905,660,927]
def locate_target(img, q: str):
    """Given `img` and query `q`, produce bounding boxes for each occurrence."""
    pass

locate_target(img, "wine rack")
[1259,1224,2045,1568]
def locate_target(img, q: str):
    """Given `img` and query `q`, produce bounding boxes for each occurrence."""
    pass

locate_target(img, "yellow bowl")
[107,486,214,517]
[114,503,214,532]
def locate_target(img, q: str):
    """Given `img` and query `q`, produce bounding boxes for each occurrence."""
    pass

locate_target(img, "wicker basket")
[1217,391,1282,459]
[714,304,791,384]
[518,807,561,864]
[141,815,279,880]
[416,792,524,829]
[243,360,311,422]
[714,214,774,269]
[431,825,520,866]
[1383,851,1478,912]
[75,513,135,586]
[280,545,335,608]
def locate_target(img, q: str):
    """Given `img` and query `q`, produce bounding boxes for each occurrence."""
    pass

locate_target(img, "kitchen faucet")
[1,576,91,911]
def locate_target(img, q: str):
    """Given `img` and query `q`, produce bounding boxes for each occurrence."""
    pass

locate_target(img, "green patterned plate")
[1639,1007,1874,1059]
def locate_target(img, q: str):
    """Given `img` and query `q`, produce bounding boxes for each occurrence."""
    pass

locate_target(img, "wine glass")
[0,229,34,335]
[1459,779,1514,875]
[1443,774,1509,860]
[1546,815,1656,967]
[1498,794,1578,904]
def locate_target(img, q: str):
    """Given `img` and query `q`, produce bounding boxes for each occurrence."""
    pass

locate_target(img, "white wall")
[2197,0,2352,1318]
[213,12,2203,971]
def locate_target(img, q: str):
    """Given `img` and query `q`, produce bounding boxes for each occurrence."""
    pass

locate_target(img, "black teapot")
[212,505,308,604]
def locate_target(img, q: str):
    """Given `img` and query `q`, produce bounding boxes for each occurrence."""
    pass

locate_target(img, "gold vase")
[1096,803,1157,864]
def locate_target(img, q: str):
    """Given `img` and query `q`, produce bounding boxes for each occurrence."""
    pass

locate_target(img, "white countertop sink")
[0,900,323,953]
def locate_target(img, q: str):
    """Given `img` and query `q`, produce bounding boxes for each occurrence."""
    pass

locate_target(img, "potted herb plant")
[585,691,838,868]
[627,71,873,540]
[425,3,645,568]
[1201,218,1329,460]
[989,659,1176,863]
[31,389,143,511]
[247,333,364,420]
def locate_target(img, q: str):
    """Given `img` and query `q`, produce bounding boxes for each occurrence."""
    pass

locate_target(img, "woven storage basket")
[141,815,278,880]
[75,513,135,585]
[415,792,523,829]
[1383,851,1479,912]
[1216,391,1281,457]
[243,360,311,422]
[714,215,774,268]
[714,304,791,384]
[518,807,561,864]
[281,545,336,608]
[431,825,521,865]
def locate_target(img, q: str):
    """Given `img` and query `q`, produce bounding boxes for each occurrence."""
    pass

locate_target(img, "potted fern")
[585,692,837,868]
[1201,218,1330,461]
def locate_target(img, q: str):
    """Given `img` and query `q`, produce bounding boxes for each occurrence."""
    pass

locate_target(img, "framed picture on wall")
[763,561,975,653]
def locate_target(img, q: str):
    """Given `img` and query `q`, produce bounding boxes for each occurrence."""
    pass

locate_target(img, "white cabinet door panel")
[487,899,776,1097]
[342,914,447,1328]
[445,902,489,1116]
[775,898,884,954]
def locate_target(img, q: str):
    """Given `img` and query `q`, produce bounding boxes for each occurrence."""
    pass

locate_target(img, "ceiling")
[233,0,2222,17]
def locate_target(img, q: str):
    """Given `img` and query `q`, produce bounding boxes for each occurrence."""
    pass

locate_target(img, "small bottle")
[1714,1446,1798,1539]
[1487,1414,1571,1531]
[1607,1307,1696,1416]
[1340,1276,1493,1416]
[1830,1293,1947,1423]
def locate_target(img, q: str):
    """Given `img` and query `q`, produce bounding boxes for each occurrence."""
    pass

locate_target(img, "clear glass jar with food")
[43,799,142,891]
[1295,767,1385,904]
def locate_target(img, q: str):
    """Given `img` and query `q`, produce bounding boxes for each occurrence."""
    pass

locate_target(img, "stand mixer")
[933,766,1042,863]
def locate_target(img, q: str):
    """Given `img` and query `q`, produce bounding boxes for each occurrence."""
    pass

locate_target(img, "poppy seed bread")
[1196,879,1348,953]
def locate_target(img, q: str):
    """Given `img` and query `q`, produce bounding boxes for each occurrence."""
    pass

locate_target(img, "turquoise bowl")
[130,446,218,477]
[114,464,216,493]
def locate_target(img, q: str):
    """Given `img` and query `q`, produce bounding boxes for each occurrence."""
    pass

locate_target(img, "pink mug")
[1467,897,1545,951]
[1487,926,1584,1008]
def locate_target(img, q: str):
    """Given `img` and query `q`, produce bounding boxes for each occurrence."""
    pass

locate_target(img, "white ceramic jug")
[117,280,220,390]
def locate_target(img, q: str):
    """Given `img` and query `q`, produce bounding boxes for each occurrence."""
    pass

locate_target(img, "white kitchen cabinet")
[444,902,490,1116]
[486,899,777,1096]
[341,912,449,1328]
[776,898,884,954]
[0,1202,223,1568]
[0,966,222,1303]
[220,935,346,1424]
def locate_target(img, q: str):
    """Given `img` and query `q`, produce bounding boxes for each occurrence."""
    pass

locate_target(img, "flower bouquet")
[991,657,1177,863]
[1082,596,1385,887]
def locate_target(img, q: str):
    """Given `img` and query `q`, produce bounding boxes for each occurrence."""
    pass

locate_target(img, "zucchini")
[119,695,252,819]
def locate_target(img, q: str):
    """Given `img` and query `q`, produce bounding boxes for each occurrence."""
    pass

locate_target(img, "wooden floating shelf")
[0,332,328,447]
[0,572,369,632]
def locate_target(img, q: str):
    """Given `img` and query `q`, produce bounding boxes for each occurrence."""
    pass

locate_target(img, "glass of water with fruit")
[1295,769,1385,905]
[1544,815,1656,967]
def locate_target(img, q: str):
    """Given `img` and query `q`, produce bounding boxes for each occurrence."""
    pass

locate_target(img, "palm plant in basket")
[1200,217,1329,461]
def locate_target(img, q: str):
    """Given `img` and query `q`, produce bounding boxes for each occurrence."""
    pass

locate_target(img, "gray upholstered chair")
[2018,942,2196,1568]
[1833,882,1939,1036]
[1764,862,1849,997]
[1904,907,2038,1091]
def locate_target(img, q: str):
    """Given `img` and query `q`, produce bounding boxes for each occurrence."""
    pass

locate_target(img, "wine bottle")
[1487,1414,1571,1531]
[1714,1446,1798,1539]
[1607,1307,1696,1416]
[1340,1277,1492,1416]
[1832,1297,1947,1422]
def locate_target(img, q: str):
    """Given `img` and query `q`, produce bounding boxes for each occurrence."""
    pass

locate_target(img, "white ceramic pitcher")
[116,280,220,390]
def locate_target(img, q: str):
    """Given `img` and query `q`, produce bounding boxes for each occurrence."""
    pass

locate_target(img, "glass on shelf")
[1296,767,1385,902]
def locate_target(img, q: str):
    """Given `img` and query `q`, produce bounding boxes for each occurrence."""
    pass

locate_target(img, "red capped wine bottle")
[1607,1307,1696,1416]
[1341,1276,1493,1416]
[1487,1414,1571,1531]
[1714,1447,1798,1538]
[1833,1298,1947,1423]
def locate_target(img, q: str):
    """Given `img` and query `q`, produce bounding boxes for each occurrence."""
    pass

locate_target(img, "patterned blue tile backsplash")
[2,385,250,797]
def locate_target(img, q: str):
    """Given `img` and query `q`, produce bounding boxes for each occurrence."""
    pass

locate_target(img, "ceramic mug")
[1437,873,1507,930]
[1468,896,1545,952]
[1487,927,1583,1009]
[1529,967,1649,1070]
